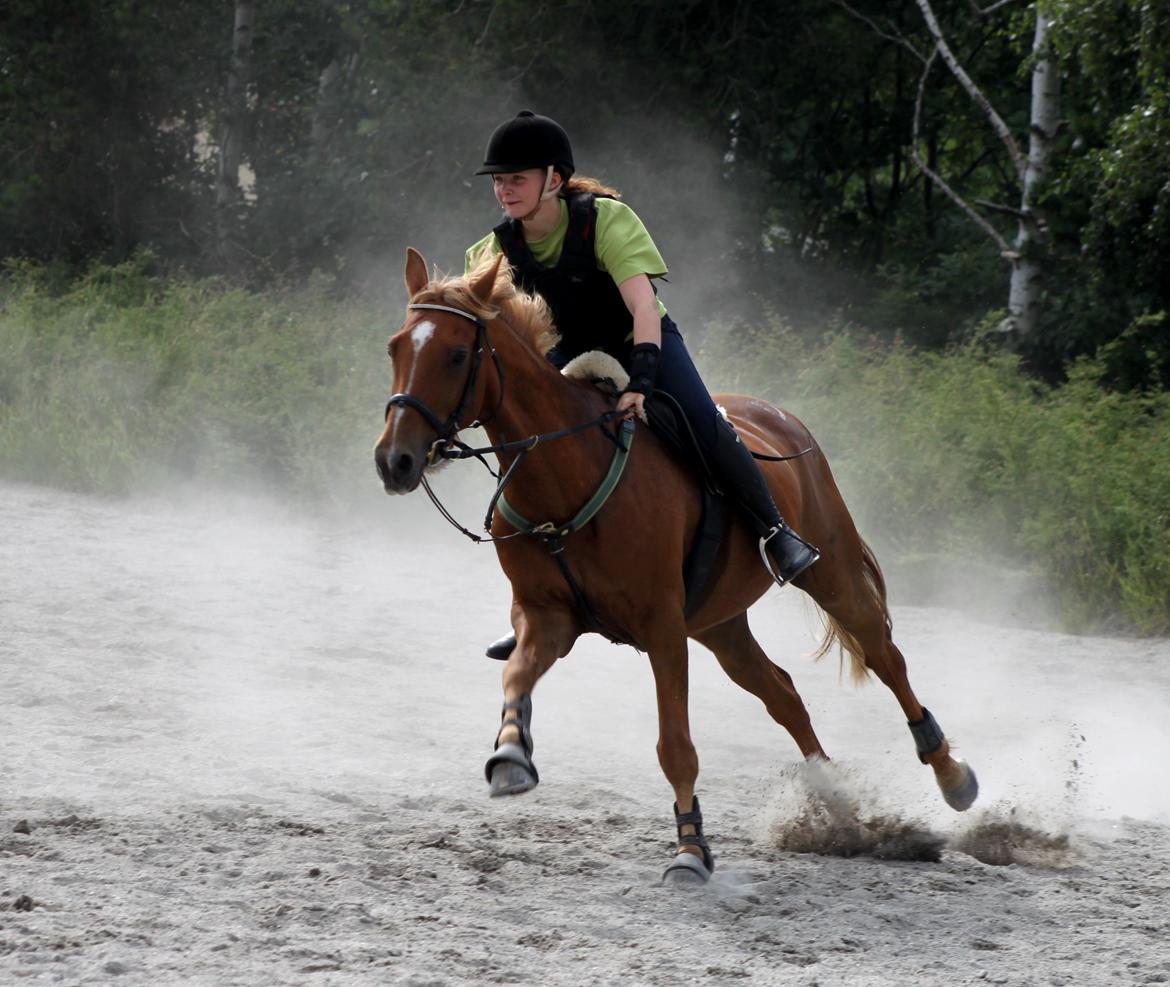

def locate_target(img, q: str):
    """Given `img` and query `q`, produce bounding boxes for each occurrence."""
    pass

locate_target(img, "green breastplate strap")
[495,419,636,537]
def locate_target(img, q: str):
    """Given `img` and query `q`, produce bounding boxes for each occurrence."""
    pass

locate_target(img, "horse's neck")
[482,320,611,502]
[483,320,587,435]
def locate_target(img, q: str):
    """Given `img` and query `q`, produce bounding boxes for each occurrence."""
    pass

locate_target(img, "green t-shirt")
[464,197,669,317]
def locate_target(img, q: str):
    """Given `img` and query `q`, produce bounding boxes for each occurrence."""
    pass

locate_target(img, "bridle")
[381,298,635,645]
[383,303,505,461]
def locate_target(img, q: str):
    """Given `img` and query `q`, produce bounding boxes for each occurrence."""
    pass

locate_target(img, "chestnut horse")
[374,248,977,883]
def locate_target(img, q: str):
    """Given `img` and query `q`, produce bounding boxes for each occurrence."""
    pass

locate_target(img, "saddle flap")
[643,392,731,617]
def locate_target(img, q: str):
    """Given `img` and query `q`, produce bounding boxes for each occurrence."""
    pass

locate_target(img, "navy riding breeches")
[653,315,723,453]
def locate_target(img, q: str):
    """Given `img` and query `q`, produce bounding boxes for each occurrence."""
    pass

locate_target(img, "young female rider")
[466,110,819,660]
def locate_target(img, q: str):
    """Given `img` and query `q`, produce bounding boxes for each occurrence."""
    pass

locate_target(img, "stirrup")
[759,526,820,587]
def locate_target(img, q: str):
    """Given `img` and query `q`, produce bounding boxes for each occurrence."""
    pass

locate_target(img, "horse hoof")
[942,761,979,812]
[661,851,712,886]
[485,743,539,797]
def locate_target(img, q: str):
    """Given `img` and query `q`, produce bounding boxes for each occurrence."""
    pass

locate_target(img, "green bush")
[0,255,392,502]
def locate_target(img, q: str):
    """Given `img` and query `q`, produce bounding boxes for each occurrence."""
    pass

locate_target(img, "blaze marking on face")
[392,320,437,431]
[411,321,436,354]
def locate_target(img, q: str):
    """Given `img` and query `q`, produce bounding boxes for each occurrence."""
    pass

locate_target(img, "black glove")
[624,342,661,396]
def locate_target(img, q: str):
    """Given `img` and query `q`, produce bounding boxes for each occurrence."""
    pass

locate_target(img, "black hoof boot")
[485,694,538,797]
[485,632,516,661]
[761,523,820,586]
[661,796,715,886]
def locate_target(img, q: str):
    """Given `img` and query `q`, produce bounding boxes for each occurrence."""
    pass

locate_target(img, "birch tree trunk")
[1007,6,1059,338]
[216,0,255,267]
[910,0,1060,343]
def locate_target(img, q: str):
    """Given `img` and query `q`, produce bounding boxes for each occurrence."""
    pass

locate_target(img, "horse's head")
[373,248,504,494]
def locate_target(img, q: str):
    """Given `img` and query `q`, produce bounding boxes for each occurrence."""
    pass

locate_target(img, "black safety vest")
[493,193,635,361]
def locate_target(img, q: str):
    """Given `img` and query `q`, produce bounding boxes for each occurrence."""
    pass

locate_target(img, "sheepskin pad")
[561,351,630,392]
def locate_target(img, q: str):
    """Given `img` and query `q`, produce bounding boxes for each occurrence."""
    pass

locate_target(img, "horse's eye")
[450,348,469,368]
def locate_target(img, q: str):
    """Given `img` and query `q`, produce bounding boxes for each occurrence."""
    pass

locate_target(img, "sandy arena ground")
[2,480,1169,986]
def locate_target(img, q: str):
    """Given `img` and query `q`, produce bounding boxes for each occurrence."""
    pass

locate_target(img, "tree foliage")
[2,0,1168,380]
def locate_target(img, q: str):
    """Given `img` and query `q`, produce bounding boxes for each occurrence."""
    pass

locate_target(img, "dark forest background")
[4,0,1169,379]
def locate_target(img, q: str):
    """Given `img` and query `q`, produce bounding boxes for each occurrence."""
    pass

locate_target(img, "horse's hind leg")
[693,613,828,761]
[806,542,978,811]
[869,636,977,810]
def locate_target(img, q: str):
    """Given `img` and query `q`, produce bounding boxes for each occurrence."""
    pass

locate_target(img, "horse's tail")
[811,537,890,684]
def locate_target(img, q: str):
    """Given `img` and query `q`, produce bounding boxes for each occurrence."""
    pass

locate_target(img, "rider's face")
[492,170,545,219]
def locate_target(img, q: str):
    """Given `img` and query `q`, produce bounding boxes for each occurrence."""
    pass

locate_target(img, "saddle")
[561,353,731,618]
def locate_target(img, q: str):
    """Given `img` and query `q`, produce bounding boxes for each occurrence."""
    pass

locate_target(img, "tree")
[0,0,221,264]
[215,0,256,270]
[1041,0,1170,384]
[842,0,1058,341]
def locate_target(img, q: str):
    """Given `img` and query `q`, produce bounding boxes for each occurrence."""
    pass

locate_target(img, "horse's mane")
[411,254,560,357]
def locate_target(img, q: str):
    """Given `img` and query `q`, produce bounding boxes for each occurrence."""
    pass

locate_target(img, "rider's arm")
[618,273,662,349]
[616,274,661,417]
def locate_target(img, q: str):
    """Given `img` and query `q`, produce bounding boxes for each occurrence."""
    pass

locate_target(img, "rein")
[417,410,631,547]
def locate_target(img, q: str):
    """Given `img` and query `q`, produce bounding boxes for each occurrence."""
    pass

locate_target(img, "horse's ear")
[468,252,503,305]
[404,247,428,298]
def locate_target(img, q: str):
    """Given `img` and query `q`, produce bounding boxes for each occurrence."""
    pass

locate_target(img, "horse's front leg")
[646,627,715,886]
[484,605,576,797]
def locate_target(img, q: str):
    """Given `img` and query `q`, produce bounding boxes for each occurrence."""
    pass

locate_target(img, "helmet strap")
[539,165,559,201]
[515,167,561,225]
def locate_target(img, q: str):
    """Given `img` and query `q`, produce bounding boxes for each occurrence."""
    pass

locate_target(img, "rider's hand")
[617,390,646,422]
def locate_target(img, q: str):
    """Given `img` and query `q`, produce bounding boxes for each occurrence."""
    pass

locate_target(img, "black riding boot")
[486,632,516,661]
[707,417,820,586]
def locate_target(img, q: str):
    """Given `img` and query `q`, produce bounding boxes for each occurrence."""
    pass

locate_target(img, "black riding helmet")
[475,110,575,179]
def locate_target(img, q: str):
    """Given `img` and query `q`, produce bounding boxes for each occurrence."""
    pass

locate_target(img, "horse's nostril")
[392,452,414,477]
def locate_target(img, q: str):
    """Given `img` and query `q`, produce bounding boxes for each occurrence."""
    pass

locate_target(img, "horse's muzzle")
[374,444,423,494]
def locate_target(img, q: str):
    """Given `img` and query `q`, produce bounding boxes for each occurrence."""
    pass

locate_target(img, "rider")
[466,110,819,660]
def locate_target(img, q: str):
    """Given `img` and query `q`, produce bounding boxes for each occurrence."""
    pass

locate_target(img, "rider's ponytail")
[561,175,620,199]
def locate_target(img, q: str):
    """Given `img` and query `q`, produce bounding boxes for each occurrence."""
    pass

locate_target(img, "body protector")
[493,193,636,363]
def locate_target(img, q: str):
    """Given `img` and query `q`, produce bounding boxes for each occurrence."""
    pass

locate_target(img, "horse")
[373,247,978,884]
